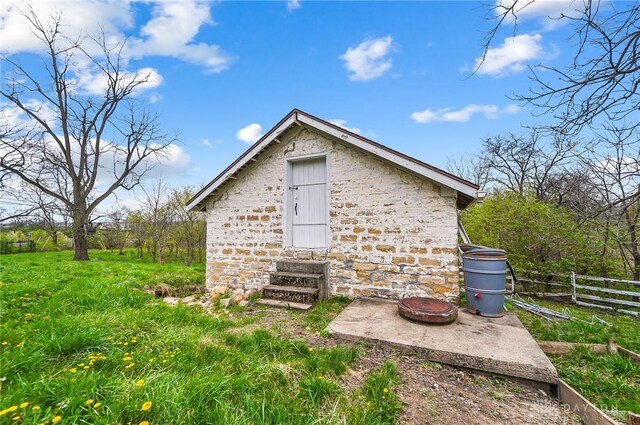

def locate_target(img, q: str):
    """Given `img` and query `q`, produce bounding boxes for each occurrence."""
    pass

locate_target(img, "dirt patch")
[237,304,581,425]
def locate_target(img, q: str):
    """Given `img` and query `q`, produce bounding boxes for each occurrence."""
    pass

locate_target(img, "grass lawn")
[0,251,401,425]
[510,298,640,414]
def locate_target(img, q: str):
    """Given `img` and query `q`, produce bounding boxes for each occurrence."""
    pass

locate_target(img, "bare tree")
[445,154,491,191]
[481,128,579,198]
[141,180,173,265]
[170,187,206,265]
[484,0,640,133]
[579,125,640,279]
[0,10,174,260]
[103,208,129,255]
[126,210,148,258]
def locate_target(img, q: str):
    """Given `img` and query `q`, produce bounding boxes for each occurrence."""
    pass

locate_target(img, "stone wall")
[205,129,460,302]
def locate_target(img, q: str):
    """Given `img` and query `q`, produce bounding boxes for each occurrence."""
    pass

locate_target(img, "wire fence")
[0,240,36,255]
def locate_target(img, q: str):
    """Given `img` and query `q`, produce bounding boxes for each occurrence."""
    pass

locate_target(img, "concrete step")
[262,284,318,304]
[256,298,313,311]
[270,271,323,288]
[276,260,327,274]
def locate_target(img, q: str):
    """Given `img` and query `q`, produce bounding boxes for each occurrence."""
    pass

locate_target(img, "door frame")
[283,152,330,249]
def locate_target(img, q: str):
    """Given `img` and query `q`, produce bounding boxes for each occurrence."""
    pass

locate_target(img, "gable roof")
[187,109,479,211]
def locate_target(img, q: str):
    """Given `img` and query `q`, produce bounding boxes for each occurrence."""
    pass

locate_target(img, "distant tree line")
[1,183,206,266]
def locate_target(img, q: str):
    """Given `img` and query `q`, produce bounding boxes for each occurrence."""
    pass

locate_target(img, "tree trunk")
[72,208,90,261]
[51,231,58,247]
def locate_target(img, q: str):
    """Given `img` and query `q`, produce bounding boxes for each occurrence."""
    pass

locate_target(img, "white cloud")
[93,141,191,187]
[236,123,263,144]
[0,99,58,130]
[148,93,162,104]
[495,0,583,30]
[74,65,164,96]
[411,104,520,124]
[340,36,394,81]
[0,1,232,74]
[287,0,301,11]
[145,144,191,177]
[329,119,361,134]
[128,1,232,74]
[0,0,133,55]
[474,33,543,77]
[501,104,522,114]
[202,138,222,149]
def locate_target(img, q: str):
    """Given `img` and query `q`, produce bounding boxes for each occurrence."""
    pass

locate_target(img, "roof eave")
[186,111,299,211]
[187,109,479,211]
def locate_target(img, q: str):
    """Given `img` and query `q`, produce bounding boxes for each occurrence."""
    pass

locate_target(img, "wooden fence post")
[571,271,577,304]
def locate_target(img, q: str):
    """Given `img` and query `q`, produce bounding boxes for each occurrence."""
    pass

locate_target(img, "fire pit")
[398,297,458,324]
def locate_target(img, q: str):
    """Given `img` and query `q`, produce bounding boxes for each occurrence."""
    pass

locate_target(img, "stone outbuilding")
[187,109,478,307]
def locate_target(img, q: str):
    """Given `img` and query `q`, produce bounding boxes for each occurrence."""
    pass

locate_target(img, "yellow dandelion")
[141,401,152,411]
[32,406,41,411]
[123,356,132,362]
[308,347,313,352]
[68,368,77,374]
[11,415,20,421]
[135,379,145,388]
[125,363,135,369]
[93,402,102,409]
[139,422,149,425]
[85,399,94,405]
[83,366,89,370]
[52,416,62,423]
[148,358,155,363]
[8,406,18,412]
[19,402,29,408]
[2,341,8,346]
[123,342,129,346]
[79,363,85,367]
[383,387,389,393]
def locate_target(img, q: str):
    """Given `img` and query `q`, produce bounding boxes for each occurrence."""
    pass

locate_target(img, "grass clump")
[513,298,640,412]
[346,361,403,425]
[293,296,352,333]
[0,250,401,424]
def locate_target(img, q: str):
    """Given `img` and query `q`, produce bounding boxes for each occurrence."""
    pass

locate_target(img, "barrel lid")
[459,243,487,253]
[398,297,458,324]
[462,247,506,259]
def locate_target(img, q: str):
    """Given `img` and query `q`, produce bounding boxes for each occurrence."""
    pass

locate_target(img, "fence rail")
[460,266,640,316]
[511,270,640,317]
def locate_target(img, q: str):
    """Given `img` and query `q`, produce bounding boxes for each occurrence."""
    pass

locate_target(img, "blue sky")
[1,0,583,210]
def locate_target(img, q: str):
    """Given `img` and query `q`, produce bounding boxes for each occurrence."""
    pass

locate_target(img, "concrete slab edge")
[328,327,558,385]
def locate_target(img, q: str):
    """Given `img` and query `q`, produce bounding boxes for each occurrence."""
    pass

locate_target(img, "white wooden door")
[290,157,327,248]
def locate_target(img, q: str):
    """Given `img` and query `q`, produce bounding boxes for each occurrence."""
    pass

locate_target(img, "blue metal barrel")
[462,248,507,318]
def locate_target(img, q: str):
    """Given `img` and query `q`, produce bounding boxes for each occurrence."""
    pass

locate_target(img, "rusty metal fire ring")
[398,297,458,324]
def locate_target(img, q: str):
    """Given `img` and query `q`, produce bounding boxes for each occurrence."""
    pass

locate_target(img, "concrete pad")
[327,297,558,384]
